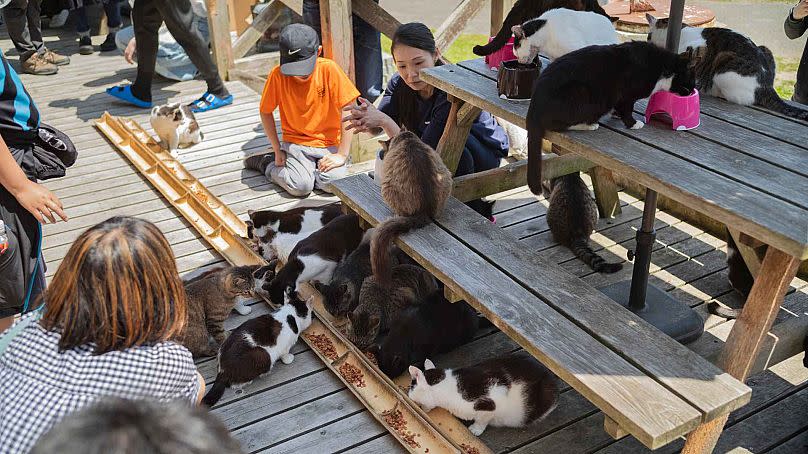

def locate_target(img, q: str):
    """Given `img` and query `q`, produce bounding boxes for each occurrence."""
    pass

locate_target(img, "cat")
[408,352,559,436]
[246,203,343,263]
[512,8,618,63]
[263,213,364,306]
[647,14,808,121]
[707,228,755,319]
[543,173,622,273]
[252,261,278,302]
[526,41,695,194]
[178,265,258,357]
[314,230,376,318]
[348,264,439,350]
[473,0,611,57]
[369,293,479,378]
[372,131,452,286]
[201,289,314,407]
[150,103,203,157]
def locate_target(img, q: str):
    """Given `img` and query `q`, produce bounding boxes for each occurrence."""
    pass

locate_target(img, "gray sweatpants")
[266,142,349,197]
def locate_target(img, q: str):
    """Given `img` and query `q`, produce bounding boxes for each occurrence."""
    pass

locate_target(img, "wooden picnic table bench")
[332,173,751,451]
[415,58,808,453]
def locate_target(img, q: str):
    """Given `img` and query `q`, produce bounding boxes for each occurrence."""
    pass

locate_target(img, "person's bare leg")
[0,315,15,332]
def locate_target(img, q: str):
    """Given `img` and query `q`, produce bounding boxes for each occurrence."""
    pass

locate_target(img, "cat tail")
[371,215,431,287]
[706,302,742,320]
[202,376,228,407]
[569,237,623,274]
[756,86,808,121]
[473,8,517,56]
[527,125,545,195]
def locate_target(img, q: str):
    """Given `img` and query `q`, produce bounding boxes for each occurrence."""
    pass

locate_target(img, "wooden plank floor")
[5,26,806,454]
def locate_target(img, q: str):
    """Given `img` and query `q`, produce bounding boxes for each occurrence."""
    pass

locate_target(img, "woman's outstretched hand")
[342,97,388,134]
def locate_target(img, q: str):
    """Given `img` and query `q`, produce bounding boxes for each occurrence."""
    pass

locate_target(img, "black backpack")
[30,122,77,180]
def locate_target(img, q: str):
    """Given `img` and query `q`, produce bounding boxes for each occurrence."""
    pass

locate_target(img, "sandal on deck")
[105,85,152,108]
[189,92,234,113]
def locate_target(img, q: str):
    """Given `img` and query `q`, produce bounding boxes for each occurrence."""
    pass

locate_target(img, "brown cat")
[348,264,438,349]
[178,265,258,357]
[372,131,452,286]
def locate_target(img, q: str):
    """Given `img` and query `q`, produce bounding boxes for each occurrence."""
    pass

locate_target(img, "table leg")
[436,97,481,174]
[319,0,355,82]
[587,166,622,218]
[680,246,800,454]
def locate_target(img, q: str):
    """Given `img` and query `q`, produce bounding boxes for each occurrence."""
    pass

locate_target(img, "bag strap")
[0,311,41,357]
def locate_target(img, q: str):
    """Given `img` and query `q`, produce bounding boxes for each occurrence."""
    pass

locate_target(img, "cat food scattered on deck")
[364,350,378,366]
[381,408,421,449]
[461,444,481,454]
[304,333,338,361]
[338,362,366,387]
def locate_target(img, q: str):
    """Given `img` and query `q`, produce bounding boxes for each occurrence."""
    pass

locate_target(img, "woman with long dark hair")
[343,22,509,219]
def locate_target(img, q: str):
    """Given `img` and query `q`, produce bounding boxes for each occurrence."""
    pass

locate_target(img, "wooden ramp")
[6,26,807,454]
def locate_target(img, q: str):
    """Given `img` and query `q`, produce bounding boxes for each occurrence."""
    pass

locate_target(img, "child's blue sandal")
[190,92,234,113]
[105,85,152,108]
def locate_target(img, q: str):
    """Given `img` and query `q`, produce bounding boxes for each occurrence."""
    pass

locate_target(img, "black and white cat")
[202,289,314,407]
[526,41,695,193]
[512,8,618,63]
[647,14,808,121]
[263,213,365,306]
[150,103,203,157]
[247,203,343,262]
[408,353,559,435]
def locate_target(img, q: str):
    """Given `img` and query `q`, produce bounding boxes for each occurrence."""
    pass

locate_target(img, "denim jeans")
[302,0,382,102]
[73,0,123,34]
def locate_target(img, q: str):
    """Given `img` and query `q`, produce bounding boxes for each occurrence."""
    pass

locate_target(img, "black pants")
[794,43,808,105]
[131,0,228,102]
[3,0,45,61]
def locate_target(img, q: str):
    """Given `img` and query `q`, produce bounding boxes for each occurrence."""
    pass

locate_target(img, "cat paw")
[630,120,645,130]
[468,423,488,436]
[281,353,294,364]
[569,123,599,131]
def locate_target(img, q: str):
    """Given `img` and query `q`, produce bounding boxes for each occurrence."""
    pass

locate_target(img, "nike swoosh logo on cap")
[288,48,302,55]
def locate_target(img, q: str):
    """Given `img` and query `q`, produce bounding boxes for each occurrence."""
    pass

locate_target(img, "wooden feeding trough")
[604,0,715,34]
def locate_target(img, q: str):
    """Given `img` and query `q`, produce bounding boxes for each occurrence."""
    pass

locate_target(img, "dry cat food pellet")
[304,333,338,361]
[381,409,421,449]
[338,362,366,387]
[364,350,378,365]
[460,444,481,454]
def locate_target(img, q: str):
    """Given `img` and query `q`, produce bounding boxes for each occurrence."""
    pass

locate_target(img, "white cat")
[150,103,203,157]
[512,8,619,63]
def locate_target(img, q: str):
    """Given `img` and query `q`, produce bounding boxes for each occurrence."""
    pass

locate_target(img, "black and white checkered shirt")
[0,313,201,453]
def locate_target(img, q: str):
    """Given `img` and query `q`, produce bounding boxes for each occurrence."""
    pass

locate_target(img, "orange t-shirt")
[260,58,360,148]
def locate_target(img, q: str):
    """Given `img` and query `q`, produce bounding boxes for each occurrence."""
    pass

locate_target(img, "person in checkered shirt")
[0,216,205,453]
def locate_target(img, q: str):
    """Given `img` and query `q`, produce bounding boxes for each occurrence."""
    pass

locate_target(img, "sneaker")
[49,9,69,28]
[22,54,57,75]
[244,153,273,174]
[99,33,117,52]
[78,36,93,55]
[41,49,70,66]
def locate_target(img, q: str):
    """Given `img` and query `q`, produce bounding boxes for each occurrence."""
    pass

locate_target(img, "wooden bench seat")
[332,174,751,450]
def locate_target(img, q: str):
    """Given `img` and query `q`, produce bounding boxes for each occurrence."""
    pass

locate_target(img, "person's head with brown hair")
[41,216,187,354]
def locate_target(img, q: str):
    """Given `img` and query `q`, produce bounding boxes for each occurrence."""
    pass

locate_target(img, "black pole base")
[599,280,705,344]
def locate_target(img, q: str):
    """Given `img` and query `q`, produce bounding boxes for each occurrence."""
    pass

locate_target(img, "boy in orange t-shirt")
[244,24,360,197]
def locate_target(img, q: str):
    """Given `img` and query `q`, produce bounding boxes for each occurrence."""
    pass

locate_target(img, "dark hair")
[41,216,187,354]
[391,22,443,132]
[31,398,243,454]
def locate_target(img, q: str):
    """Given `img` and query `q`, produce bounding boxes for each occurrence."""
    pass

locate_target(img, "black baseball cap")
[279,23,320,77]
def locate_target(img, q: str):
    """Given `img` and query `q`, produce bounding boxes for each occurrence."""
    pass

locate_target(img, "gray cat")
[544,173,622,273]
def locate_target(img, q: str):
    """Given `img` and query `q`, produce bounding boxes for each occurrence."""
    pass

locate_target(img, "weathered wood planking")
[332,174,703,449]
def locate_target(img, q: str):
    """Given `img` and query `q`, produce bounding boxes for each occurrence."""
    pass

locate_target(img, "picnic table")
[417,57,808,453]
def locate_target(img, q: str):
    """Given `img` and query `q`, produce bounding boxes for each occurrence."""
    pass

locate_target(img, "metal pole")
[665,0,686,52]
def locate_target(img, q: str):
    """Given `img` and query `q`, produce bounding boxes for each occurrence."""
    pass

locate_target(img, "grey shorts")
[265,142,349,197]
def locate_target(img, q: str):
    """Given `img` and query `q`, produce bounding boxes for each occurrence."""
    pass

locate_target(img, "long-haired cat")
[372,131,452,287]
[512,8,618,63]
[408,353,559,435]
[178,265,258,357]
[647,15,808,121]
[473,0,611,57]
[202,289,314,407]
[247,203,343,262]
[348,264,439,350]
[370,293,479,378]
[150,103,203,157]
[543,173,622,273]
[263,213,364,306]
[526,41,695,194]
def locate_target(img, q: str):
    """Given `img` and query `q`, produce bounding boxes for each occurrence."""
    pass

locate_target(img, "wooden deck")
[7,26,807,454]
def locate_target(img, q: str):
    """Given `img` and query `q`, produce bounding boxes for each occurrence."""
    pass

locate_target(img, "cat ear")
[424,359,435,370]
[511,25,525,39]
[645,13,656,27]
[409,365,424,383]
[248,209,255,217]
[347,310,358,326]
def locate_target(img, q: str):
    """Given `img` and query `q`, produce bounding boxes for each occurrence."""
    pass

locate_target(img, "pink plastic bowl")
[485,37,516,70]
[645,89,700,131]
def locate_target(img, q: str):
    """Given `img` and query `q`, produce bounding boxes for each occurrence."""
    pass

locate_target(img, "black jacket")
[785,7,808,103]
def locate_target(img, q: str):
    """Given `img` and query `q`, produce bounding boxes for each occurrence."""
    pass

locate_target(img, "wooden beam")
[728,227,765,278]
[231,0,301,60]
[319,0,355,82]
[451,154,595,202]
[436,99,481,173]
[588,166,623,218]
[351,0,401,40]
[278,0,303,13]
[207,0,235,79]
[234,52,281,77]
[434,0,487,54]
[604,415,629,440]
[490,0,513,36]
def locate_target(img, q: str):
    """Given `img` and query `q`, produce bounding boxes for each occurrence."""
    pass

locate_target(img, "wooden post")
[680,247,800,454]
[232,0,286,60]
[436,97,481,174]
[434,0,487,54]
[351,0,401,40]
[207,0,235,81]
[490,0,513,36]
[319,0,355,83]
[588,166,623,218]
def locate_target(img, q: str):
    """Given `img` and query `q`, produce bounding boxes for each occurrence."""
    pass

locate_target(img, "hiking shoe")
[244,153,272,174]
[78,36,93,55]
[22,54,57,75]
[41,49,70,66]
[99,33,117,52]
